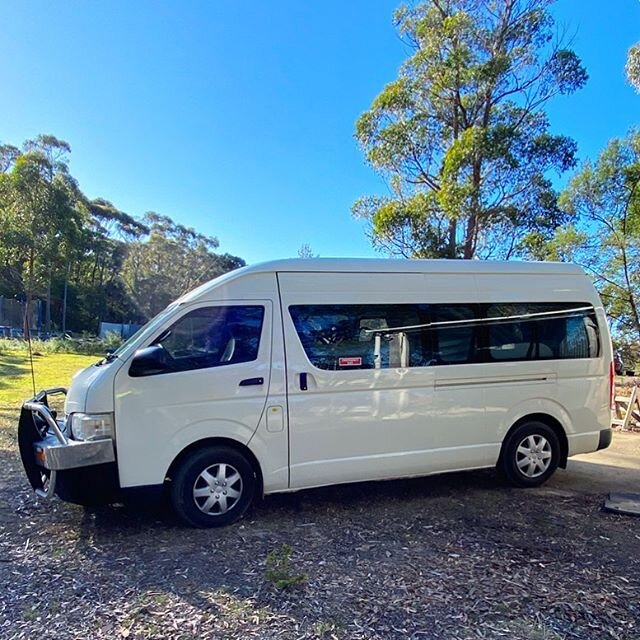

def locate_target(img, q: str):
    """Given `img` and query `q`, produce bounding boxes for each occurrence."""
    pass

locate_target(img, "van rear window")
[485,303,600,361]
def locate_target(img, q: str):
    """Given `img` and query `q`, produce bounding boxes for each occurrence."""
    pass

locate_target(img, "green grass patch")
[0,351,96,406]
[0,352,97,449]
[264,544,307,590]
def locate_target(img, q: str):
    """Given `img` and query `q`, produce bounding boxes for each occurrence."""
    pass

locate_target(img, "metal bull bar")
[18,388,115,500]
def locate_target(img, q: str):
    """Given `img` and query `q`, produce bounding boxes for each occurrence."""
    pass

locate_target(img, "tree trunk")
[62,261,70,334]
[628,291,640,341]
[463,219,476,259]
[448,219,457,258]
[621,247,640,340]
[91,256,98,284]
[45,271,51,335]
[23,248,35,339]
[463,157,482,259]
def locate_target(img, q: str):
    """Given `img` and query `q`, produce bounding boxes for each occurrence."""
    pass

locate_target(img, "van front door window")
[151,305,265,373]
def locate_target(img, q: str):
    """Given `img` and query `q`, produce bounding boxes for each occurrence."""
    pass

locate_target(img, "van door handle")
[300,372,308,391]
[239,377,264,387]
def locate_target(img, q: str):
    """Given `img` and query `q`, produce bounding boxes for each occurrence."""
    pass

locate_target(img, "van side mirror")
[129,345,171,377]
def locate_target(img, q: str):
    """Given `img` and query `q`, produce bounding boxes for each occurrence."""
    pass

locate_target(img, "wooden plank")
[620,387,639,430]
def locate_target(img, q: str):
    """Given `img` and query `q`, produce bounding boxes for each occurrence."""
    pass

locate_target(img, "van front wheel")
[169,446,255,527]
[499,421,561,488]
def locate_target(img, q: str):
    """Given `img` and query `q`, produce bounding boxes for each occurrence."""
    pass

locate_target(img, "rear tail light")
[609,361,616,410]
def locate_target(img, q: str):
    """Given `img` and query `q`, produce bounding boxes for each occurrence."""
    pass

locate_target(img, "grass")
[0,351,97,449]
[0,351,97,407]
[264,543,307,590]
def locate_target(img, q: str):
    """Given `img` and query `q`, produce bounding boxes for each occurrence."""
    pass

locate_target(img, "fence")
[99,322,142,340]
[0,297,40,332]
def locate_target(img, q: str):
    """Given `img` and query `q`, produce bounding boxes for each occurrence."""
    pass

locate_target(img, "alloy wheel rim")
[193,463,243,516]
[515,434,552,478]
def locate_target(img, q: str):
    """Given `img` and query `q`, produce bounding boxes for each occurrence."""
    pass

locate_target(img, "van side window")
[290,302,600,370]
[486,304,537,361]
[430,305,477,365]
[539,306,600,359]
[289,304,432,370]
[486,303,600,361]
[151,305,264,373]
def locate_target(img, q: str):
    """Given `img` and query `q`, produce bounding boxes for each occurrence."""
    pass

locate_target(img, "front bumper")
[33,433,115,470]
[18,388,115,498]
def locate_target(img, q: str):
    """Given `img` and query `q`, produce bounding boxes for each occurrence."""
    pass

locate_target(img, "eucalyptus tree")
[0,137,82,333]
[0,144,19,173]
[0,133,247,333]
[122,213,245,318]
[297,243,318,258]
[554,132,640,344]
[58,198,149,332]
[354,0,587,259]
[627,43,640,93]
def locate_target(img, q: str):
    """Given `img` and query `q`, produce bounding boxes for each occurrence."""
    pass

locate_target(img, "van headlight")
[69,413,115,441]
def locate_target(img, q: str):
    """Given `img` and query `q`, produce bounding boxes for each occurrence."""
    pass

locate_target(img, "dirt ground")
[545,431,640,495]
[1,430,640,640]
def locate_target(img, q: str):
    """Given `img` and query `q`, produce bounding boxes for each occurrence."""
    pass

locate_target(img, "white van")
[18,259,613,527]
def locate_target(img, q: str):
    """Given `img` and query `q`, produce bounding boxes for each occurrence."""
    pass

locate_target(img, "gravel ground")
[1,420,640,640]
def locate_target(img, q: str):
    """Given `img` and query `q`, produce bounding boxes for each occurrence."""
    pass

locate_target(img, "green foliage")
[544,131,640,343]
[0,134,245,334]
[0,139,84,306]
[121,213,245,318]
[264,544,307,590]
[627,43,640,93]
[101,331,125,351]
[354,0,587,259]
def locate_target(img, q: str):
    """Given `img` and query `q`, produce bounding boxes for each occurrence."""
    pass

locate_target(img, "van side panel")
[474,273,611,459]
[279,271,499,489]
[277,269,611,493]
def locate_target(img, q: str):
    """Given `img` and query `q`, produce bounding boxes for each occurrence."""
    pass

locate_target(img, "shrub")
[0,333,123,357]
[264,544,307,590]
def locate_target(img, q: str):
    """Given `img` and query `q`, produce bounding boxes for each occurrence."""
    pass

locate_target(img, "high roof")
[178,257,584,303]
[239,257,584,275]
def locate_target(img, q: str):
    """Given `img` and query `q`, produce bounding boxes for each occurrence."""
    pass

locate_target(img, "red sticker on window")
[339,357,362,367]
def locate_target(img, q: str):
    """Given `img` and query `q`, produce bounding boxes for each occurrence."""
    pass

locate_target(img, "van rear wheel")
[169,446,255,527]
[499,421,561,488]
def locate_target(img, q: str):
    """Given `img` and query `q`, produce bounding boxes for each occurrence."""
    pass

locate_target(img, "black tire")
[169,446,256,528]
[499,420,561,488]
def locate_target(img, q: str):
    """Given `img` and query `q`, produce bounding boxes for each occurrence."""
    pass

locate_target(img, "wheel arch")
[165,437,264,497]
[500,413,569,469]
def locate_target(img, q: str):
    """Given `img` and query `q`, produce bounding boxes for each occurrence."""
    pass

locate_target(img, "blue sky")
[1,1,639,264]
